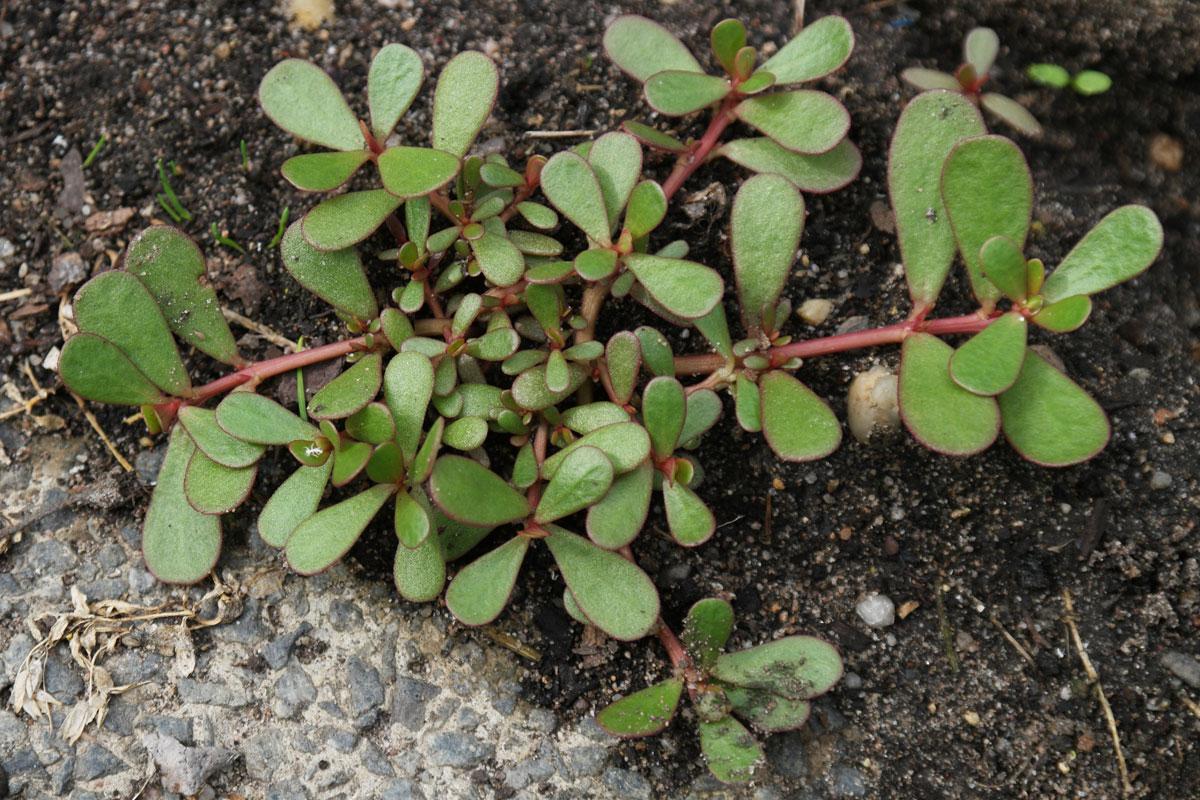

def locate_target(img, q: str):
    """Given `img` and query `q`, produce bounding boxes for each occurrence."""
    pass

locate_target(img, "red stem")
[661,95,739,200]
[183,336,371,406]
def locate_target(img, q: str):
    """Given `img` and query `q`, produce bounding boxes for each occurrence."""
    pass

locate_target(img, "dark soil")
[2,1,1198,798]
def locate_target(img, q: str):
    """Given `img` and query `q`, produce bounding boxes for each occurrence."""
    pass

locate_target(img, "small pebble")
[962,710,981,726]
[847,366,900,443]
[856,593,895,628]
[1149,133,1184,172]
[1150,471,1172,490]
[797,298,832,325]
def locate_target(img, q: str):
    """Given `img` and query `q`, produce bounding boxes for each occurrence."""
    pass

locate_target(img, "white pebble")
[856,593,895,628]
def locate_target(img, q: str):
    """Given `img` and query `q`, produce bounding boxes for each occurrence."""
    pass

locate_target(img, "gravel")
[1161,651,1200,688]
[426,732,495,768]
[856,593,896,628]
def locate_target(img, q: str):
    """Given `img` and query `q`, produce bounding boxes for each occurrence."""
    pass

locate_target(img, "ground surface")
[1,1,1198,798]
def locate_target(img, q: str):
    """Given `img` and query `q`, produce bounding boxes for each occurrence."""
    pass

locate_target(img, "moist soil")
[2,1,1198,797]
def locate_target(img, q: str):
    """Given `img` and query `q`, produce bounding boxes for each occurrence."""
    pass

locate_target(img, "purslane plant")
[901,26,1043,136]
[55,16,1161,784]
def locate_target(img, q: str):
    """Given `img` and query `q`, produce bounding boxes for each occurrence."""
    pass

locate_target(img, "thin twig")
[1061,588,1133,797]
[989,614,1036,667]
[68,391,133,472]
[935,580,959,673]
[221,306,297,351]
[523,129,597,139]
[482,626,541,661]
[0,287,32,302]
[1179,692,1200,721]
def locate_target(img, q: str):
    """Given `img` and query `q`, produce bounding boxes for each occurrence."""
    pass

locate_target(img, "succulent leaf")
[430,455,530,526]
[663,479,715,546]
[285,484,396,574]
[216,392,321,445]
[281,150,370,192]
[597,678,684,737]
[698,716,764,784]
[432,51,499,158]
[369,43,424,142]
[998,348,1110,466]
[445,535,530,624]
[900,67,961,92]
[734,91,850,155]
[731,174,803,335]
[178,407,265,468]
[540,152,612,245]
[759,15,854,85]
[1032,295,1092,333]
[184,450,256,515]
[978,235,1029,302]
[257,460,332,547]
[980,93,1042,136]
[58,334,167,406]
[898,333,999,455]
[625,253,723,320]
[948,312,1028,396]
[377,146,461,199]
[711,635,842,699]
[281,222,379,320]
[682,598,735,669]
[258,59,364,151]
[621,121,689,154]
[394,489,433,549]
[605,331,642,404]
[142,428,222,584]
[603,16,702,82]
[586,461,653,549]
[542,422,651,478]
[644,70,731,116]
[719,137,861,194]
[963,27,999,76]
[383,352,435,461]
[1040,206,1163,303]
[642,376,686,458]
[535,446,615,524]
[724,686,811,733]
[393,532,446,602]
[307,353,383,420]
[588,132,643,230]
[759,371,842,462]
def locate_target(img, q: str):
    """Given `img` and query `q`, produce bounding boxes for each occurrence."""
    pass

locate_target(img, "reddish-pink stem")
[182,336,371,406]
[661,95,739,200]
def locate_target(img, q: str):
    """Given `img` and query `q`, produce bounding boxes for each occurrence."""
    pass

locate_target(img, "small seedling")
[1026,64,1112,96]
[56,17,1161,786]
[155,158,192,222]
[210,223,246,254]
[267,206,290,249]
[82,134,107,169]
[239,138,251,172]
[901,26,1043,135]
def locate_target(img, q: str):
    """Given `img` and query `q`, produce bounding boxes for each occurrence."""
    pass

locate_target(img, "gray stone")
[105,650,164,685]
[97,543,127,570]
[329,599,363,631]
[127,568,156,596]
[855,593,895,628]
[139,715,194,746]
[453,706,482,730]
[78,577,127,599]
[526,708,556,733]
[177,677,249,708]
[135,447,167,486]
[74,743,125,781]
[504,742,559,789]
[602,767,652,799]
[243,730,286,782]
[381,777,426,800]
[392,676,439,731]
[43,647,84,701]
[143,731,234,796]
[273,664,316,720]
[427,732,495,768]
[831,765,868,797]
[325,727,359,753]
[267,783,309,800]
[1150,471,1173,490]
[26,539,77,574]
[212,597,267,645]
[766,731,807,780]
[50,754,74,795]
[346,656,385,717]
[261,622,312,670]
[361,739,394,777]
[101,697,137,736]
[1161,651,1200,688]
[563,745,608,777]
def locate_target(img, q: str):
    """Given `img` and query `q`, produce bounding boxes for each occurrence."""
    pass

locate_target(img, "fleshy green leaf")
[1026,63,1071,88]
[941,135,1033,304]
[142,428,222,583]
[432,51,499,158]
[535,446,614,524]
[508,230,563,257]
[216,392,320,445]
[663,479,714,546]
[467,328,521,361]
[731,174,803,334]
[1032,295,1092,332]
[443,416,488,451]
[597,678,683,737]
[605,331,641,404]
[302,190,403,252]
[177,407,264,468]
[545,349,570,393]
[542,422,651,478]
[369,43,424,142]
[712,635,842,699]
[345,402,395,445]
[963,27,999,75]
[125,226,240,365]
[949,312,1028,396]
[898,333,999,455]
[624,180,667,239]
[430,455,530,526]
[645,71,730,116]
[540,152,611,246]
[516,201,558,230]
[980,93,1042,136]
[184,450,256,515]
[586,461,653,549]
[394,489,432,549]
[331,438,373,487]
[979,235,1029,302]
[998,349,1110,466]
[625,253,723,320]
[58,333,166,406]
[680,389,722,447]
[642,376,686,458]
[511,361,587,411]
[888,91,987,308]
[694,305,734,361]
[408,419,443,484]
[573,249,617,282]
[683,598,734,670]
[281,221,378,320]
[760,15,854,85]
[393,532,446,602]
[699,717,764,784]
[258,59,363,151]
[735,374,761,433]
[469,228,526,287]
[1040,206,1163,303]
[900,68,961,91]
[588,132,642,232]
[285,484,395,574]
[759,371,841,461]
[307,353,383,420]
[366,441,405,484]
[603,16,702,82]
[544,526,659,641]
[734,91,850,155]
[621,121,688,154]
[724,686,811,733]
[383,352,434,461]
[257,460,332,547]
[378,147,461,199]
[711,19,746,74]
[280,151,370,192]
[445,535,530,624]
[718,137,861,194]
[1071,70,1112,96]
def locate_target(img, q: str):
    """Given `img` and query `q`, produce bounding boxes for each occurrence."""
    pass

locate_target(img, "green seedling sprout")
[239,138,251,171]
[210,222,246,254]
[155,158,192,222]
[267,206,290,249]
[1027,63,1113,96]
[901,26,1043,136]
[56,17,1162,783]
[82,134,107,169]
